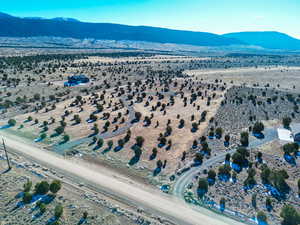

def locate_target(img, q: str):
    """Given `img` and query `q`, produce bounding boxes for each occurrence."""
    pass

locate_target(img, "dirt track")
[0,130,244,225]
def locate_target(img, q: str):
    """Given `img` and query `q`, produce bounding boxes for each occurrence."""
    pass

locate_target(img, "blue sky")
[1,0,300,38]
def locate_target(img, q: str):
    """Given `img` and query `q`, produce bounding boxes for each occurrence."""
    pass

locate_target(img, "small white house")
[277,128,294,142]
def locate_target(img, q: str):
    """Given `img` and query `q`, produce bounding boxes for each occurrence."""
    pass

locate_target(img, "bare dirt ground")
[73,55,210,64]
[0,130,243,225]
[1,53,300,225]
[4,76,225,184]
[8,91,129,142]
[0,154,142,225]
[185,66,300,90]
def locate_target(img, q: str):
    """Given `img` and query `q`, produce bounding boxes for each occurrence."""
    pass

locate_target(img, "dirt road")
[0,131,244,225]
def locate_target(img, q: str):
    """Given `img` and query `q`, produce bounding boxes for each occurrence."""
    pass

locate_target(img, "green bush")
[257,211,267,222]
[23,180,32,192]
[23,192,32,203]
[280,204,300,225]
[54,204,63,219]
[8,119,16,126]
[252,121,264,134]
[50,180,62,194]
[35,181,49,195]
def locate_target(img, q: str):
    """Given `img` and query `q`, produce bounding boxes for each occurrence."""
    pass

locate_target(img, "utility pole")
[2,138,11,170]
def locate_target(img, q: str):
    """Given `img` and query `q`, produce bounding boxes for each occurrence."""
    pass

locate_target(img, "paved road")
[0,131,243,225]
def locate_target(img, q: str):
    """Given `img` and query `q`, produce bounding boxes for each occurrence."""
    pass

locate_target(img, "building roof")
[277,128,294,142]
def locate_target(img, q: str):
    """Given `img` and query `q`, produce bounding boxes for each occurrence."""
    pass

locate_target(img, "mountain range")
[223,32,300,51]
[0,12,299,51]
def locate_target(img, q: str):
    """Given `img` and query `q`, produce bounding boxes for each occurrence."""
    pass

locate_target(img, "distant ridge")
[22,17,80,22]
[0,12,244,47]
[0,12,14,19]
[223,31,300,51]
[51,17,80,22]
[23,17,45,20]
[1,12,299,51]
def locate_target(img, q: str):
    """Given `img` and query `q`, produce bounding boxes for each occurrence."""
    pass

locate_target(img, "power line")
[2,138,11,170]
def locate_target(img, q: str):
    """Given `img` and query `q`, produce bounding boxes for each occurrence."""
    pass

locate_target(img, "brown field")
[1,53,300,225]
[185,66,300,90]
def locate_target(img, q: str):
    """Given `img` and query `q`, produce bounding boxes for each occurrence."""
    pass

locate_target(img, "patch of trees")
[280,204,300,225]
[282,142,299,157]
[260,164,289,194]
[252,121,264,134]
[22,179,62,205]
[240,132,249,147]
[232,147,249,168]
[282,117,292,129]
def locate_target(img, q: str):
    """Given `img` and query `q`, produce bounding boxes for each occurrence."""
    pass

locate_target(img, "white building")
[277,128,294,142]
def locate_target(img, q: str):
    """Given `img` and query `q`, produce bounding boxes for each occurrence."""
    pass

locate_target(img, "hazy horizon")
[1,0,300,39]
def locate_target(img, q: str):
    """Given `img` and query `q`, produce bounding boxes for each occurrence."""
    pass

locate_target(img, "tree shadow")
[258,220,268,225]
[41,194,55,204]
[153,167,162,176]
[101,147,111,154]
[218,174,230,182]
[191,160,202,167]
[149,154,156,161]
[224,141,229,147]
[253,132,265,139]
[197,188,207,199]
[231,163,242,173]
[93,145,101,151]
[14,192,24,199]
[130,118,139,124]
[101,129,107,134]
[219,203,225,212]
[157,143,165,148]
[215,134,222,139]
[77,218,87,225]
[50,133,60,138]
[128,155,140,166]
[59,140,68,145]
[143,122,151,127]
[191,128,198,133]
[88,132,97,138]
[207,178,215,186]
[88,140,96,146]
[284,154,296,166]
[39,128,48,133]
[264,184,289,200]
[114,146,123,152]
[165,145,171,151]
[266,204,273,212]
[34,137,44,143]
[47,216,58,225]
[0,124,12,129]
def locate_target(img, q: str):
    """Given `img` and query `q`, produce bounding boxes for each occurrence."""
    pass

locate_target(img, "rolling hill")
[223,31,300,51]
[0,12,244,47]
[1,12,299,51]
